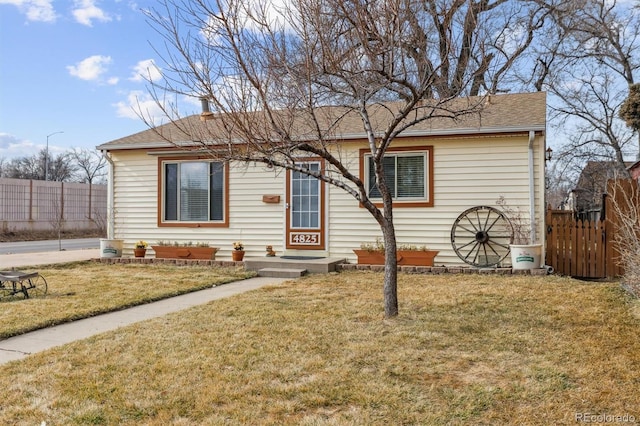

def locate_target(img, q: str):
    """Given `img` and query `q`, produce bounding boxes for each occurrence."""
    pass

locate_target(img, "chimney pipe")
[199,96,213,121]
[200,97,210,113]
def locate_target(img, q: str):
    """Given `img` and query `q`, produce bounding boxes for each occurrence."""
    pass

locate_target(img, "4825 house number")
[290,232,320,245]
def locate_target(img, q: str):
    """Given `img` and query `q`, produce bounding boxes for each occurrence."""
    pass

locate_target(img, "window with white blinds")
[163,160,225,222]
[366,152,428,201]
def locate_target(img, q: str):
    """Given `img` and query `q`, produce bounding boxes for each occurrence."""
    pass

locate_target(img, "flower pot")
[510,244,543,270]
[232,250,245,261]
[134,248,147,258]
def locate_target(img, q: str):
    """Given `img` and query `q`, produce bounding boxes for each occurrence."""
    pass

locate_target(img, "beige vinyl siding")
[111,151,158,248]
[227,162,284,256]
[327,134,545,265]
[111,151,285,259]
[110,131,545,265]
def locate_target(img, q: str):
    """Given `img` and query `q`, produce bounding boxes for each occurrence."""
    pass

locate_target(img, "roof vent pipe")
[200,97,210,113]
[200,97,213,121]
[200,96,213,121]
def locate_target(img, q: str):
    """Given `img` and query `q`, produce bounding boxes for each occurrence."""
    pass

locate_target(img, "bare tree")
[49,191,66,251]
[144,0,554,317]
[2,149,76,181]
[550,66,635,172]
[68,148,107,226]
[3,151,45,180]
[70,148,107,184]
[47,152,76,182]
[547,0,640,171]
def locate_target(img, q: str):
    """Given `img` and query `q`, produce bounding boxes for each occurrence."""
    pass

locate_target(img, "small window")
[360,146,433,207]
[160,159,227,226]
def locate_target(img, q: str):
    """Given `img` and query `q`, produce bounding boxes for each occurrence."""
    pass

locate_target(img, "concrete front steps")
[257,268,308,278]
[244,257,347,278]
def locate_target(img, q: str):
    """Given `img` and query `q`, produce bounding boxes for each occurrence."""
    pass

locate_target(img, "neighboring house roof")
[97,92,546,151]
[572,160,633,212]
[628,160,640,179]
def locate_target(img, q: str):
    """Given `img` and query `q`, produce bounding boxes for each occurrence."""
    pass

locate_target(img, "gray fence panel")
[0,178,107,232]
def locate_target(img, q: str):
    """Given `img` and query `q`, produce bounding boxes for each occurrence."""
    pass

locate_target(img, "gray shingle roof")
[97,92,546,151]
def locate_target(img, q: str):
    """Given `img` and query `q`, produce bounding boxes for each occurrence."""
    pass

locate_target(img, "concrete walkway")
[0,250,289,365]
[0,248,101,269]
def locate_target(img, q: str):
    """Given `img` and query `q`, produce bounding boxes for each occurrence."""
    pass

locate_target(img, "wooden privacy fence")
[545,179,639,279]
[0,178,107,233]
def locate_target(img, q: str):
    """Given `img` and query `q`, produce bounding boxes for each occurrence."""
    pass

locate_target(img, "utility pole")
[45,131,64,181]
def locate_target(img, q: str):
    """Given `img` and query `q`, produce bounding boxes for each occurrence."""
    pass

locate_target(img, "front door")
[286,160,325,250]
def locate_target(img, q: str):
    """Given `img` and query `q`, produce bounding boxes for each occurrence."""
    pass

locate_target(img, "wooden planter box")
[151,246,219,260]
[353,250,439,266]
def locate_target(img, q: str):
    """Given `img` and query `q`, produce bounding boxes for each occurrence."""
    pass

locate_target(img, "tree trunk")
[381,220,399,317]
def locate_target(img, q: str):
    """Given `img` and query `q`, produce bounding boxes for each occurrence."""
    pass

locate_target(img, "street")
[0,238,100,255]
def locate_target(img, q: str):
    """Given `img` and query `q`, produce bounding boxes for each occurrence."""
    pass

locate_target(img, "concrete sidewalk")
[0,276,288,365]
[1,249,289,365]
[0,248,100,269]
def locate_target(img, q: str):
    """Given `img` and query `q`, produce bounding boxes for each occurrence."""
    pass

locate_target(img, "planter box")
[151,246,219,260]
[353,250,439,266]
[398,250,439,266]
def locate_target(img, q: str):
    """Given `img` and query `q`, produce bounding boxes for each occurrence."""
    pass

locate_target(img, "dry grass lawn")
[0,271,639,425]
[0,262,254,338]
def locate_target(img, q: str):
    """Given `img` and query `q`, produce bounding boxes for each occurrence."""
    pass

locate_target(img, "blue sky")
[0,0,199,160]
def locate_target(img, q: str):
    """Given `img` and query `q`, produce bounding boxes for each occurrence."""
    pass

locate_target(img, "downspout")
[528,130,537,244]
[101,150,115,239]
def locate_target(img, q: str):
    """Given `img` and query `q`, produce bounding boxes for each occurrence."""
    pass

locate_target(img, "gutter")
[528,130,537,244]
[101,150,115,239]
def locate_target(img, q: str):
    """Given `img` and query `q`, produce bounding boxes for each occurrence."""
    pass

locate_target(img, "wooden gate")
[545,179,638,279]
[545,210,610,278]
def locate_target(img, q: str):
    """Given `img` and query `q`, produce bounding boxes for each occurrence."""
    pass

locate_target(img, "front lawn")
[0,262,254,339]
[0,272,638,424]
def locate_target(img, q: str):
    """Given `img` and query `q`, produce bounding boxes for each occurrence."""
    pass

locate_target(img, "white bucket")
[100,238,123,258]
[510,244,543,270]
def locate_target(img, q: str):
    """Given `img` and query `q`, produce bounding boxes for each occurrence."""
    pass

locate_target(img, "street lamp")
[45,131,64,181]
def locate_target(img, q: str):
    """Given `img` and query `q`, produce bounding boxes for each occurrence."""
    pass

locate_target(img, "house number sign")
[289,232,321,246]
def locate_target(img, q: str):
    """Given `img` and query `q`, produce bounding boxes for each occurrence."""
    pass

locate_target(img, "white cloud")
[67,55,117,84]
[0,0,57,22]
[114,90,166,122]
[72,0,111,26]
[202,0,297,42]
[129,59,162,83]
[0,133,37,159]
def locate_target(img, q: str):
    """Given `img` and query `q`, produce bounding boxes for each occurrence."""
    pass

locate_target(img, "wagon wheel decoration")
[451,206,514,267]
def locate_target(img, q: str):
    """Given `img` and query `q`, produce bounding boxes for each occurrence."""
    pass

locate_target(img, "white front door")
[286,160,325,250]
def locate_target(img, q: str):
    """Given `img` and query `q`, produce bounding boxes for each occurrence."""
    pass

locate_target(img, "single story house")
[97,91,547,266]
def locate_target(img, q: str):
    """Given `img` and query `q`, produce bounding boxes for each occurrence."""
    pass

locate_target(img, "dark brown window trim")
[359,145,434,208]
[157,156,230,228]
